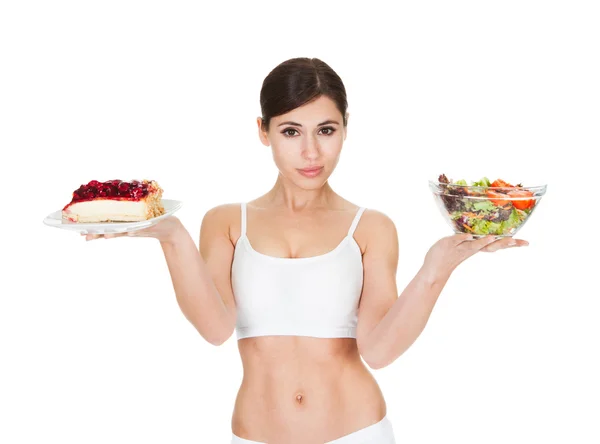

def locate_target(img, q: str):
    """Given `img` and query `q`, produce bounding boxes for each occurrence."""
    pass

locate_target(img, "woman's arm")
[158,205,237,346]
[356,211,528,369]
[357,253,449,370]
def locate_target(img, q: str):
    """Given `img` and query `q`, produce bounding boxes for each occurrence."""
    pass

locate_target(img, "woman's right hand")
[421,232,529,283]
[82,216,185,244]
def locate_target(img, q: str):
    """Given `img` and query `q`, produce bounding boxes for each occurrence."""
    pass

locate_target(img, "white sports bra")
[231,202,366,340]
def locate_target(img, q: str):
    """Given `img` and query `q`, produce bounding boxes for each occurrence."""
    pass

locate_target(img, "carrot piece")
[464,212,485,219]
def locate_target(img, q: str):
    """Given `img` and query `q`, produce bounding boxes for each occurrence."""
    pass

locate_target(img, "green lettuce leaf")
[487,221,502,235]
[450,211,462,220]
[472,200,497,213]
[462,198,474,211]
[470,218,490,235]
[497,208,524,234]
[508,208,521,225]
[471,177,491,187]
[468,218,504,235]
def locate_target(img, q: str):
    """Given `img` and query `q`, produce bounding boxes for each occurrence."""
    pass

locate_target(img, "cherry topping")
[131,188,143,198]
[83,188,97,199]
[94,184,105,196]
[73,185,85,197]
[69,179,153,203]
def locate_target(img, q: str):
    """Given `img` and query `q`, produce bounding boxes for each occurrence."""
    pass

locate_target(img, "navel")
[295,392,304,404]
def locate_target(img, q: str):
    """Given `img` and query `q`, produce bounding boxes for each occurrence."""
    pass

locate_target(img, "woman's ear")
[343,112,350,141]
[257,117,270,146]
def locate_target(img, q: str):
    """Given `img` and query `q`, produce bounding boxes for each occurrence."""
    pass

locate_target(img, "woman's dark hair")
[259,57,348,132]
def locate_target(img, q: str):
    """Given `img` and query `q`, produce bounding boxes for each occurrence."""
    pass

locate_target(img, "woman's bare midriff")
[231,336,387,443]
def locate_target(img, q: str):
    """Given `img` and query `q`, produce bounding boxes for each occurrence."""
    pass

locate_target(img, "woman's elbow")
[203,321,235,346]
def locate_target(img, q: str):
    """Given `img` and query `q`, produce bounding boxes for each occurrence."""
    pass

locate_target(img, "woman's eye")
[281,127,336,137]
[282,128,298,137]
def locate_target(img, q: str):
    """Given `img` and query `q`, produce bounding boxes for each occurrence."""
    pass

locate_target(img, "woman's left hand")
[422,233,529,282]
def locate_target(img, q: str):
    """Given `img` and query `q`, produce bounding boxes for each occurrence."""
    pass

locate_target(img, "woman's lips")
[297,166,324,178]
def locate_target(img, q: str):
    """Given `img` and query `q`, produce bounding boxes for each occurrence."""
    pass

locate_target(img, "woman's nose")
[302,135,320,159]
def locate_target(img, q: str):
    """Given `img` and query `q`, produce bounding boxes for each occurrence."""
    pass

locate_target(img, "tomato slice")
[491,179,514,188]
[490,179,515,194]
[487,190,510,206]
[507,190,534,210]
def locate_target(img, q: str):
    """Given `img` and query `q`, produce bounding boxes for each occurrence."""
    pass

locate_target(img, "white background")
[1,1,598,443]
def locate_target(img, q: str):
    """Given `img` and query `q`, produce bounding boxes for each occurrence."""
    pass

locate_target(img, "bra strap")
[240,202,247,236]
[348,207,366,237]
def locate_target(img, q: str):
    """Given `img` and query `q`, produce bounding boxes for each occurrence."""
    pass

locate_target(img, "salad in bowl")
[429,174,547,237]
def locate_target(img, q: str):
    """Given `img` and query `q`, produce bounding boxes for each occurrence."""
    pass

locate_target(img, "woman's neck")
[264,174,338,212]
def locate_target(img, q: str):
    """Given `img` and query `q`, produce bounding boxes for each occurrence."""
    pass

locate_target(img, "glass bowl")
[429,178,547,237]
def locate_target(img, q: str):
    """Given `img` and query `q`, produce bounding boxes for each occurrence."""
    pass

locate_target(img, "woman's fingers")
[456,235,525,250]
[481,237,529,252]
[82,232,128,241]
[453,233,475,244]
[457,235,524,253]
[79,225,152,240]
[462,235,529,252]
[471,235,502,250]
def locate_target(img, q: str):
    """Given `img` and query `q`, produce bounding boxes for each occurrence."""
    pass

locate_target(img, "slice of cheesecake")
[62,179,165,223]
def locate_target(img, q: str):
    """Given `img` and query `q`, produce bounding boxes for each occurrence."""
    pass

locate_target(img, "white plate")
[43,199,183,234]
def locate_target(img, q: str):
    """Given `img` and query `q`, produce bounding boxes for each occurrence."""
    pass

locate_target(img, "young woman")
[86,57,528,443]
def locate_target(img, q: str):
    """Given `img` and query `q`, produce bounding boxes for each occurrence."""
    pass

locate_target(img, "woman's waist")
[237,336,361,367]
[238,353,376,392]
[232,358,386,440]
[236,336,373,399]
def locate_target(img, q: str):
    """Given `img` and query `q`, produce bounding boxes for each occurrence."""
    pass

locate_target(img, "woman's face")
[257,95,348,188]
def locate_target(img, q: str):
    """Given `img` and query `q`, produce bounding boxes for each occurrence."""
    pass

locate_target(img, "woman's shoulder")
[342,200,393,226]
[203,202,243,220]
[351,205,398,247]
[359,206,394,224]
[201,202,245,242]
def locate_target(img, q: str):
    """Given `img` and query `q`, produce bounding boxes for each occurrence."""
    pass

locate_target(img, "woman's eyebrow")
[277,119,340,127]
